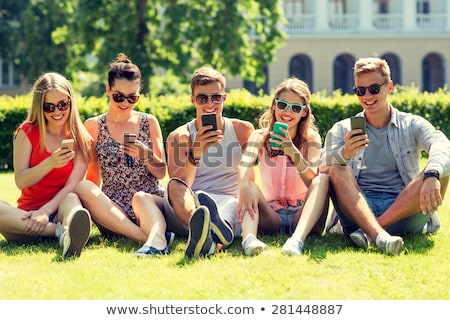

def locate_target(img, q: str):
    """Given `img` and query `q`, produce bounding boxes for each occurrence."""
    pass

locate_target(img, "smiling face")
[192,81,227,119]
[354,71,392,117]
[273,90,307,132]
[106,78,141,113]
[42,90,71,128]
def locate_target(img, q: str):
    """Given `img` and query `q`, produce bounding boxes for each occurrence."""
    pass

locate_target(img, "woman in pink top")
[238,78,330,255]
[0,72,92,258]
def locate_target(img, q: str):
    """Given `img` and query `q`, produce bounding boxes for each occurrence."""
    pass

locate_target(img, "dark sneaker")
[376,233,404,256]
[134,232,175,257]
[134,245,170,256]
[282,237,304,256]
[349,228,370,249]
[62,209,91,258]
[194,191,234,246]
[185,206,213,259]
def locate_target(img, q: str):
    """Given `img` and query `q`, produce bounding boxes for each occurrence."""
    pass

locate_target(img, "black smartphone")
[202,113,217,133]
[123,133,137,167]
[351,116,367,136]
[270,122,288,148]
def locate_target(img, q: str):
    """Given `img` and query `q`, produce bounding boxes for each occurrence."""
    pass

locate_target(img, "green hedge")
[1,86,449,170]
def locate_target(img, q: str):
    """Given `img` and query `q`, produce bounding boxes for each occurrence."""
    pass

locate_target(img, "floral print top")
[95,113,163,222]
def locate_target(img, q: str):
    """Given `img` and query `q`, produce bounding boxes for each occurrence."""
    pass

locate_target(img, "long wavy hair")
[259,77,318,149]
[20,72,91,162]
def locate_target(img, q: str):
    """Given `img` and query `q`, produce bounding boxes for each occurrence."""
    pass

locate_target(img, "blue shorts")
[270,201,303,235]
[335,191,430,236]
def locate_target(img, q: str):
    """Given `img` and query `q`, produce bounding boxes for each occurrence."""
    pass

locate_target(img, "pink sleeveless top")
[259,144,307,211]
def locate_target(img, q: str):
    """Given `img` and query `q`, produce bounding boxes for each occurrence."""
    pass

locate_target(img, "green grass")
[0,169,449,300]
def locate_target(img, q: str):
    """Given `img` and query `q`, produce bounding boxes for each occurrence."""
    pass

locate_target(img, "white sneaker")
[376,233,404,256]
[242,235,266,256]
[282,237,304,256]
[349,228,371,249]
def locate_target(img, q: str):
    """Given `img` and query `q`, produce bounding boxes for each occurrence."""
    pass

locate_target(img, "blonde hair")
[259,77,317,148]
[20,72,91,162]
[353,57,391,82]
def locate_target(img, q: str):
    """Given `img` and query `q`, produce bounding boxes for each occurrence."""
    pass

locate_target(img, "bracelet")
[297,166,309,174]
[423,170,440,181]
[188,149,200,166]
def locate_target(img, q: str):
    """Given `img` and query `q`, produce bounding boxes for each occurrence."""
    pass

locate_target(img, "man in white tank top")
[164,67,254,259]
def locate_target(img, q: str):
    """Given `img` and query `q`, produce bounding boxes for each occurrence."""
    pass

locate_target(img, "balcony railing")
[283,13,448,34]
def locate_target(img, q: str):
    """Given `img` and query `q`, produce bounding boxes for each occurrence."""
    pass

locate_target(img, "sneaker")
[61,209,91,258]
[134,245,170,256]
[185,206,214,259]
[242,235,266,256]
[134,232,175,257]
[349,228,370,249]
[165,231,175,248]
[282,237,304,256]
[376,233,404,256]
[194,191,234,246]
[424,213,441,233]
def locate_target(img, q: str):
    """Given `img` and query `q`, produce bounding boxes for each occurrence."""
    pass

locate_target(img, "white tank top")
[188,117,242,196]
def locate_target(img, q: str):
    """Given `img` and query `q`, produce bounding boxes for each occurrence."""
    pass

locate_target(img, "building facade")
[229,0,450,94]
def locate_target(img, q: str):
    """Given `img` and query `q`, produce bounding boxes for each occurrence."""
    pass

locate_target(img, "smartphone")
[60,138,74,151]
[202,113,217,133]
[351,116,367,136]
[270,122,288,148]
[123,133,137,167]
[124,133,137,144]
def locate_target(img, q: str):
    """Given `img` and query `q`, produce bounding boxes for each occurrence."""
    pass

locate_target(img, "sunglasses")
[274,99,306,114]
[112,93,140,104]
[353,81,388,96]
[194,94,224,105]
[43,100,70,113]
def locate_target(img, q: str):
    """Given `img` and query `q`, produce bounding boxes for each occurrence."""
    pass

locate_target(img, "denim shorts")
[270,201,303,235]
[335,191,430,236]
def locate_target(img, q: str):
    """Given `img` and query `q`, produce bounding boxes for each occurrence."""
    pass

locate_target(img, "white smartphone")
[60,139,74,151]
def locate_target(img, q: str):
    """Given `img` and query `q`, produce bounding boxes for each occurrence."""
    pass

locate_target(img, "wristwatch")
[423,170,440,181]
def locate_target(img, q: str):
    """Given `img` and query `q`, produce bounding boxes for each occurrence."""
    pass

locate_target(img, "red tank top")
[17,121,73,211]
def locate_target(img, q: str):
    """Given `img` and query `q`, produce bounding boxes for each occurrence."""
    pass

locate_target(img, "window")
[417,0,430,14]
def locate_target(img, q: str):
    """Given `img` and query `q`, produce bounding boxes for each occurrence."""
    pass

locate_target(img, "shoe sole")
[185,207,210,259]
[385,238,404,255]
[63,209,91,258]
[349,230,369,249]
[194,191,234,246]
[244,245,265,256]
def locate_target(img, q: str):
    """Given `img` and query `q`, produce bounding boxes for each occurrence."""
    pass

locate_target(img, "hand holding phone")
[124,133,137,167]
[350,116,367,136]
[61,139,74,151]
[201,113,217,133]
[270,122,288,148]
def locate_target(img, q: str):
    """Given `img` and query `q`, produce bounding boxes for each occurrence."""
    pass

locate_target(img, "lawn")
[0,168,449,301]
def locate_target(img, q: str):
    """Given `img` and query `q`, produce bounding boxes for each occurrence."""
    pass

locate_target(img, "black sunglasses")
[353,81,388,96]
[194,94,224,105]
[112,93,140,104]
[43,100,70,113]
[274,99,306,114]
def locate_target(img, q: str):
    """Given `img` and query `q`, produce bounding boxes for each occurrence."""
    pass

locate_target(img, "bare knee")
[75,180,97,197]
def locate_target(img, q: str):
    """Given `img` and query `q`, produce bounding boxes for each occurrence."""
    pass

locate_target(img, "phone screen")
[202,113,217,133]
[351,116,367,135]
[270,122,288,148]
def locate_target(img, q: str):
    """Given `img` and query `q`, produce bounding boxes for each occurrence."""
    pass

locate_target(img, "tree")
[71,0,285,94]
